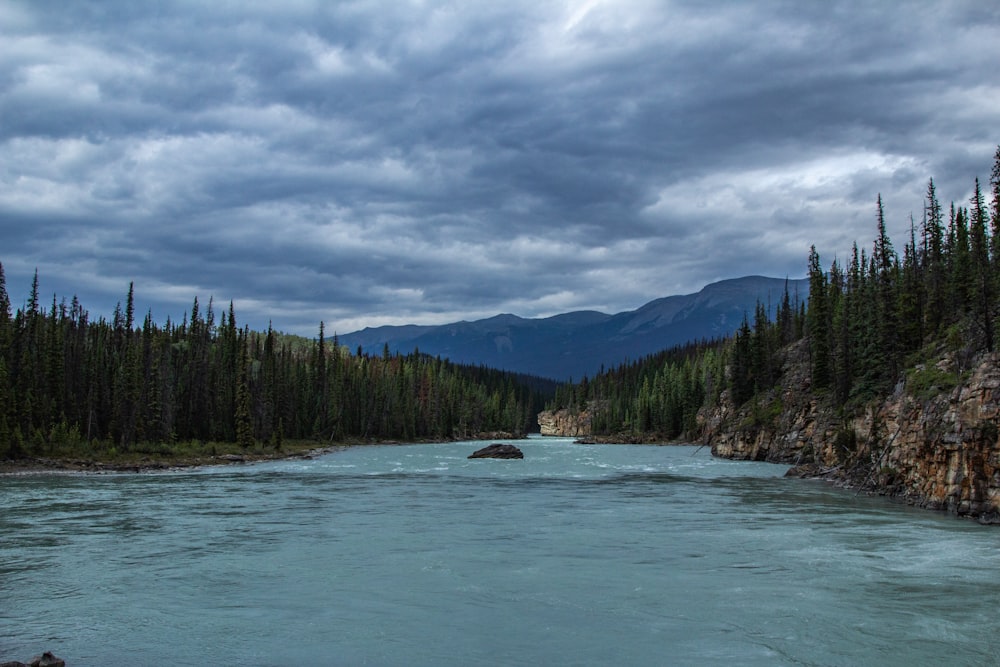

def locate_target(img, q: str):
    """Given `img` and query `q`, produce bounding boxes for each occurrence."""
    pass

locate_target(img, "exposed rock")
[538,407,592,437]
[31,653,65,667]
[784,463,822,478]
[699,341,1000,521]
[468,443,524,459]
[0,653,67,667]
[575,433,665,444]
[473,431,526,441]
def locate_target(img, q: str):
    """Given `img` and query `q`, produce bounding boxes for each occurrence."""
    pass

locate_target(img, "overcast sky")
[2,1,999,336]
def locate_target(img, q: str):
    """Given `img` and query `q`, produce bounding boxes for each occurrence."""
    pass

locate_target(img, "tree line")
[806,146,1000,407]
[549,146,1000,436]
[0,271,552,458]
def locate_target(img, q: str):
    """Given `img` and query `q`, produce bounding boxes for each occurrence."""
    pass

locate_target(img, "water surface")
[2,437,997,665]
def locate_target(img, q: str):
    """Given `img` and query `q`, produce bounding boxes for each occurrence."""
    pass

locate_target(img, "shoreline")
[0,445,351,476]
[0,432,529,476]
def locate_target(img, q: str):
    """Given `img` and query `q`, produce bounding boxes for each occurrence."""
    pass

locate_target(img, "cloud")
[1,0,999,335]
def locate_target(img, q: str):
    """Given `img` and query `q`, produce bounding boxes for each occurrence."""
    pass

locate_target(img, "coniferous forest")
[0,270,552,461]
[3,146,999,461]
[548,146,1000,439]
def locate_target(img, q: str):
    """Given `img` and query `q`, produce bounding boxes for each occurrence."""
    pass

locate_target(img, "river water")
[2,436,998,666]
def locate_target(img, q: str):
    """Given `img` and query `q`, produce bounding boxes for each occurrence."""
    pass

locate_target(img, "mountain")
[338,276,809,381]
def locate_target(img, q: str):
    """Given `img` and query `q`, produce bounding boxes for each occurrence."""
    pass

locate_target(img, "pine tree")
[871,195,901,384]
[990,145,1000,259]
[969,178,994,350]
[0,262,10,355]
[923,179,946,334]
[27,269,39,316]
[0,357,11,457]
[730,315,754,406]
[235,347,254,449]
[896,218,924,355]
[806,245,831,390]
[125,282,135,332]
[948,204,972,313]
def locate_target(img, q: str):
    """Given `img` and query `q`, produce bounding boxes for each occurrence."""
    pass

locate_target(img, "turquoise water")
[2,436,998,666]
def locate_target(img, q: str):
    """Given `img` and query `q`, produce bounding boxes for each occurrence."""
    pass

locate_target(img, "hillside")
[540,146,1000,521]
[339,275,808,380]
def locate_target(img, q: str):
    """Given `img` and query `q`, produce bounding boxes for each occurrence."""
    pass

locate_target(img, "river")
[2,436,998,665]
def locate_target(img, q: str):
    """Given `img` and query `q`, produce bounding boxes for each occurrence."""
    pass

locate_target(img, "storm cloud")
[2,0,998,335]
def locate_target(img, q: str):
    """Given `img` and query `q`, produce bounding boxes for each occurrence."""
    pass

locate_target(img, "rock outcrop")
[468,443,524,459]
[1,652,66,667]
[699,341,1000,523]
[537,407,592,437]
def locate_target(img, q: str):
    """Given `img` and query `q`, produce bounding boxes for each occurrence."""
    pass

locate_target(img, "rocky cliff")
[537,407,592,437]
[699,340,1000,523]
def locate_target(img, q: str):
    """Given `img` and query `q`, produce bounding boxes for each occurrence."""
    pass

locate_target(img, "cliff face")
[537,408,592,437]
[699,341,1000,523]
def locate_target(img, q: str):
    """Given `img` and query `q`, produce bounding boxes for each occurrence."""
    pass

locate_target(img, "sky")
[2,1,999,337]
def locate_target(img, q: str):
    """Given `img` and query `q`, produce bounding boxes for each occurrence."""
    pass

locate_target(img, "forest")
[4,146,999,461]
[0,270,553,461]
[548,146,1000,439]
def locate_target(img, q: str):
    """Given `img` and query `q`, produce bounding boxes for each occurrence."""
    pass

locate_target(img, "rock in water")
[468,443,524,459]
[35,655,65,667]
[1,653,65,667]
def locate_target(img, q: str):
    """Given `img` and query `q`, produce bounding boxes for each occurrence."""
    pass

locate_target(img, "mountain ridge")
[339,275,809,380]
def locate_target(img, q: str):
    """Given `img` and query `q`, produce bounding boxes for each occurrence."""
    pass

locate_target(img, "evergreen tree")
[923,179,946,334]
[806,245,831,390]
[968,178,994,350]
[235,346,254,449]
[896,218,924,355]
[948,204,972,313]
[730,316,754,406]
[872,195,900,385]
[0,357,10,457]
[990,145,1000,259]
[0,262,10,354]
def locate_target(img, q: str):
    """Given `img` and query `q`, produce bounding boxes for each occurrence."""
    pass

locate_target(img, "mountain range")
[338,275,809,381]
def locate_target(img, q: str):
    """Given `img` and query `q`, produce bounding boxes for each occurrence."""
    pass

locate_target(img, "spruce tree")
[730,314,754,405]
[0,262,10,354]
[969,178,994,350]
[923,179,946,334]
[948,204,972,313]
[0,357,10,458]
[806,245,831,390]
[990,145,1000,253]
[896,219,924,355]
[235,349,254,449]
[872,195,899,384]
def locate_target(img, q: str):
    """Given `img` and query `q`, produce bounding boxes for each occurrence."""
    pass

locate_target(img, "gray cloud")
[1,0,999,336]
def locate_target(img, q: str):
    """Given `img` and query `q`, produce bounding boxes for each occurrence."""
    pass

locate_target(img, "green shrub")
[834,426,858,453]
[906,365,960,400]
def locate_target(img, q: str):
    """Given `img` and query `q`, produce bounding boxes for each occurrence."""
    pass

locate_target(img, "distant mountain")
[338,276,809,381]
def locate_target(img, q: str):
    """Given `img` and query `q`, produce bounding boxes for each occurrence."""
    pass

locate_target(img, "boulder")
[468,443,524,459]
[32,654,65,667]
[2,652,65,667]
[784,463,821,478]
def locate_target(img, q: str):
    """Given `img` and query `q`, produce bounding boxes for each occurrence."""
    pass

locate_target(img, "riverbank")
[0,443,347,475]
[0,431,527,476]
[699,341,1000,524]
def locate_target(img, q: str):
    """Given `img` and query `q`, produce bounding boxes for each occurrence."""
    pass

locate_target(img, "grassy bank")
[0,431,528,474]
[0,438,354,474]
